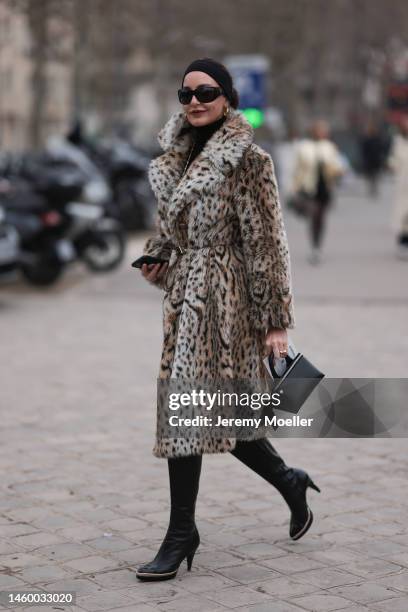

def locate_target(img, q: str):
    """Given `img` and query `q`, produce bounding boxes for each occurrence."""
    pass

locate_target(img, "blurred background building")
[1,0,408,151]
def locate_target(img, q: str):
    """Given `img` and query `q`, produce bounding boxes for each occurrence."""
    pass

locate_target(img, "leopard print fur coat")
[143,108,295,458]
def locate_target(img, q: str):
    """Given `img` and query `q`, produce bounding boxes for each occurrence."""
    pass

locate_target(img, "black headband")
[182,58,234,104]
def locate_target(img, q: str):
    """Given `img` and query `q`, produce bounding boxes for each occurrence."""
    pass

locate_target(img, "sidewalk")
[0,175,407,611]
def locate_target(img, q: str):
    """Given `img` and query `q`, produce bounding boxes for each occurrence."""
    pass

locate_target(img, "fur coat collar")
[148,109,254,236]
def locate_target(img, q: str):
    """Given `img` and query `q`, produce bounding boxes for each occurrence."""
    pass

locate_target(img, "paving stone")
[344,557,405,579]
[370,598,408,612]
[276,536,333,554]
[57,525,105,542]
[155,593,227,611]
[64,555,119,573]
[110,546,160,566]
[32,514,83,531]
[216,562,280,584]
[385,553,408,568]
[259,553,325,573]
[249,576,320,598]
[328,581,399,604]
[333,607,380,612]
[18,563,73,583]
[233,498,281,512]
[320,530,370,546]
[182,572,238,593]
[205,584,274,608]
[345,538,408,557]
[102,605,159,612]
[235,600,305,611]
[35,542,97,562]
[383,533,408,546]
[88,568,140,589]
[231,542,289,560]
[289,592,358,611]
[0,574,28,589]
[333,513,377,528]
[294,567,362,589]
[302,548,369,567]
[196,519,228,536]
[21,607,76,612]
[76,590,135,611]
[0,524,41,538]
[194,550,246,569]
[43,577,102,596]
[130,580,185,600]
[13,532,68,550]
[83,536,135,553]
[0,552,43,570]
[134,526,171,545]
[233,525,286,543]
[98,517,147,533]
[375,571,408,593]
[210,515,265,531]
[202,532,252,549]
[0,540,25,555]
[67,508,123,522]
[357,522,406,538]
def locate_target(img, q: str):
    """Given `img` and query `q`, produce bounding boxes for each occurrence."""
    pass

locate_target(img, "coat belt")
[165,242,241,293]
[172,243,236,254]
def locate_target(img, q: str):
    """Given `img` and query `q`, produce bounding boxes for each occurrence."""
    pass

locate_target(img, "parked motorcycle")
[0,193,20,276]
[1,143,126,286]
[99,139,155,231]
[46,138,126,268]
[67,126,156,231]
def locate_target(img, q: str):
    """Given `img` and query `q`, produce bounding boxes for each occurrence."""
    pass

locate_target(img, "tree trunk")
[26,0,49,149]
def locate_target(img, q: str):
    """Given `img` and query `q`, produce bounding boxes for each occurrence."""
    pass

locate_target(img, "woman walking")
[291,120,344,265]
[137,58,320,581]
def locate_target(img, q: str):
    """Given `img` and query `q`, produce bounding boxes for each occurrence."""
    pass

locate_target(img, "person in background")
[388,115,408,260]
[291,120,344,265]
[359,120,387,198]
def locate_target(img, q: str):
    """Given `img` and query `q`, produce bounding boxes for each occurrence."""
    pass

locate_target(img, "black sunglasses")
[178,85,224,105]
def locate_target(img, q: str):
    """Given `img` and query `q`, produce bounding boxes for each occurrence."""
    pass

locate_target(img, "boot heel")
[308,477,321,493]
[186,548,197,571]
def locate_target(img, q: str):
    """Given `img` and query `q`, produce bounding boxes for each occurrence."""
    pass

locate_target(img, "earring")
[223,106,230,117]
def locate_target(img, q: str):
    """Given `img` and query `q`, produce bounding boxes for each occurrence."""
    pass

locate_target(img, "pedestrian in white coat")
[291,120,344,264]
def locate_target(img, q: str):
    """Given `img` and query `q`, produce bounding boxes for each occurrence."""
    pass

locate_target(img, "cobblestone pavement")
[0,176,407,611]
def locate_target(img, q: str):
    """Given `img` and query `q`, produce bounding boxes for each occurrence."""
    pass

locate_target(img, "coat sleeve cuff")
[142,235,173,261]
[248,276,295,330]
[142,235,173,291]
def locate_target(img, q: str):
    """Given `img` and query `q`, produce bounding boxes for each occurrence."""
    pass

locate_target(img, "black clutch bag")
[267,349,325,414]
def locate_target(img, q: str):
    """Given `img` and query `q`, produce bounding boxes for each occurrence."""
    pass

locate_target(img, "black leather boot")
[136,454,202,581]
[230,438,320,540]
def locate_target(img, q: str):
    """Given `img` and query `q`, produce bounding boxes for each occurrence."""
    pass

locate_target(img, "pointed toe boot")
[136,454,202,581]
[230,438,320,541]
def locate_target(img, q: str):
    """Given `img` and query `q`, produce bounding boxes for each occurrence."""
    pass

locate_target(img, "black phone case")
[131,255,168,269]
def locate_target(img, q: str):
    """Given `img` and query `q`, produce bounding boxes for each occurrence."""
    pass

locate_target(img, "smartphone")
[131,255,168,269]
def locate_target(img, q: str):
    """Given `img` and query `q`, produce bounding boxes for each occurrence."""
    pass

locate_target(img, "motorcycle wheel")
[21,258,63,286]
[81,229,125,272]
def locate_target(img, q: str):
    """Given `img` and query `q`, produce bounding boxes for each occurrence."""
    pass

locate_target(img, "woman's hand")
[141,262,168,286]
[264,326,288,362]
